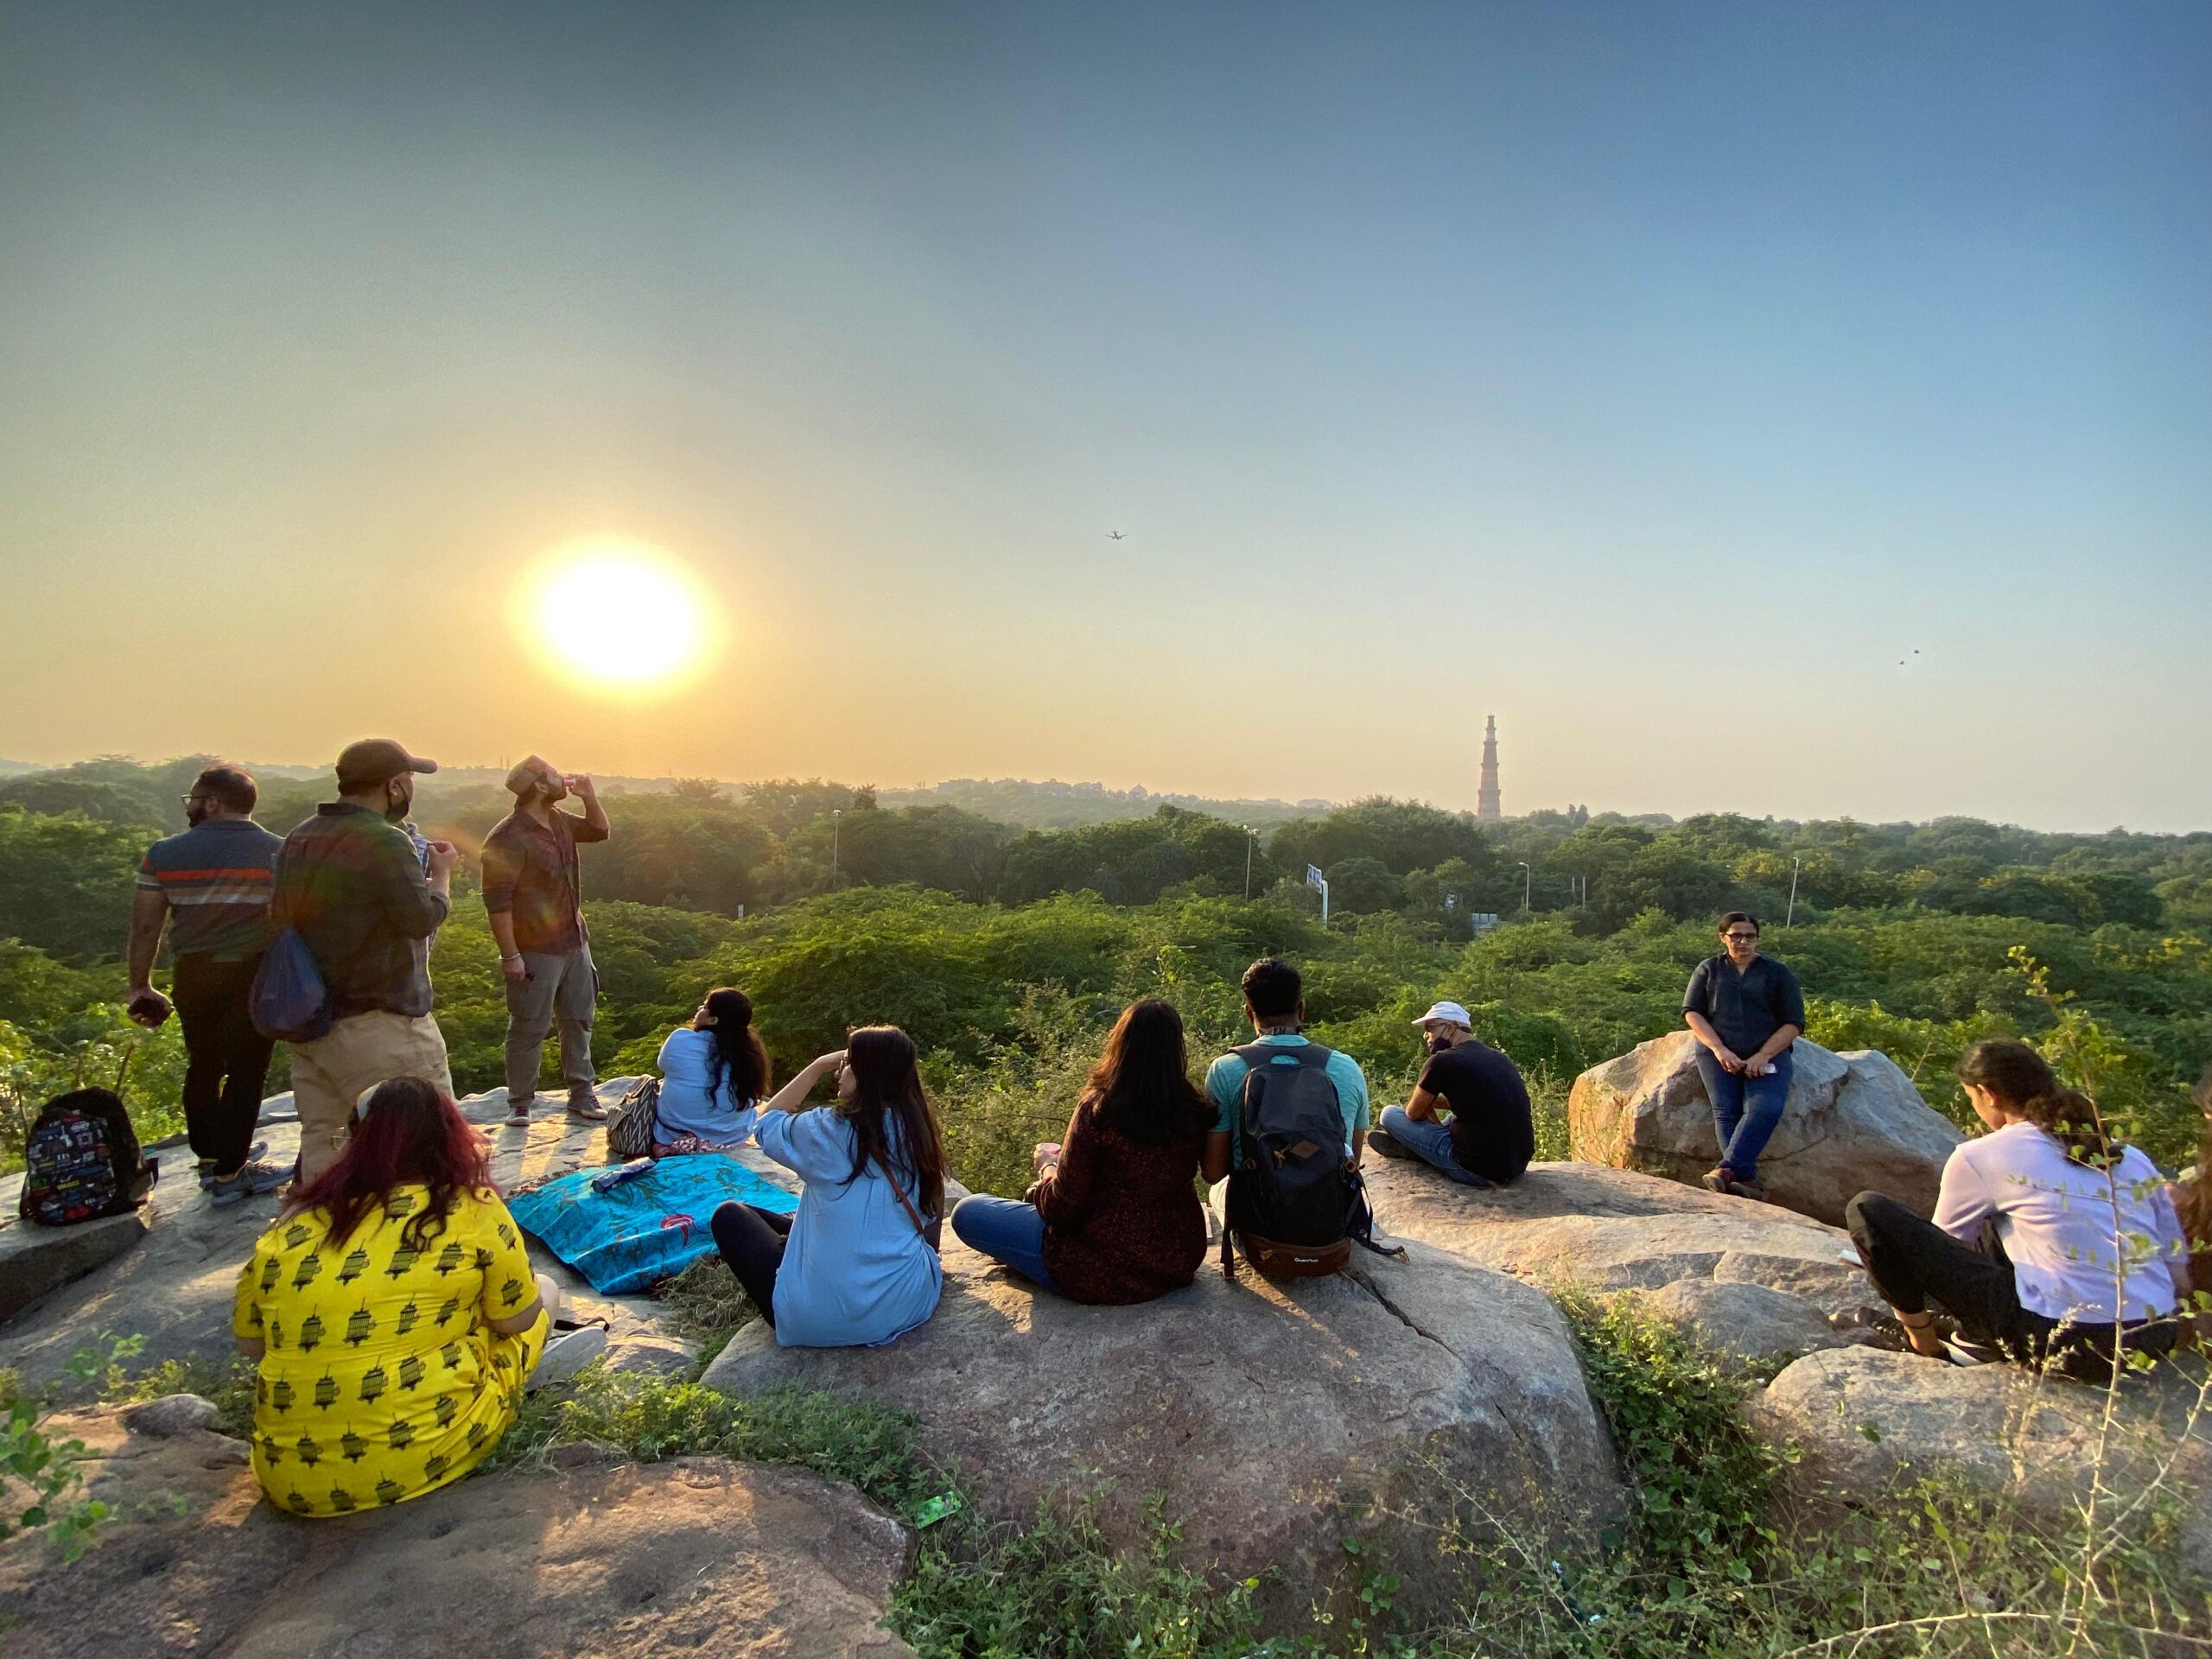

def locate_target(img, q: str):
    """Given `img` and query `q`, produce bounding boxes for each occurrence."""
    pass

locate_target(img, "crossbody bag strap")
[872,1149,942,1252]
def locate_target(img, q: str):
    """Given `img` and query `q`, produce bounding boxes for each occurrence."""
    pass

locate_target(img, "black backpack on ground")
[1220,1041,1400,1281]
[19,1086,157,1227]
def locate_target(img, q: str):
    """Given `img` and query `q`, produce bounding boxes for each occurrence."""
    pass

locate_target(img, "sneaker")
[566,1091,608,1122]
[1368,1128,1415,1161]
[198,1142,268,1189]
[529,1325,607,1390]
[208,1160,291,1206]
[503,1097,537,1128]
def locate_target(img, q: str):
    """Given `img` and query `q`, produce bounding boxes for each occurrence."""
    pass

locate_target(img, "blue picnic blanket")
[507,1155,799,1294]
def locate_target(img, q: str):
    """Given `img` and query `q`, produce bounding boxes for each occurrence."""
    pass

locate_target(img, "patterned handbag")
[605,1077,660,1161]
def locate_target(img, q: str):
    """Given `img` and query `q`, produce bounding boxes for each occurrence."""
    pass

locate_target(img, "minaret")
[1476,715,1502,823]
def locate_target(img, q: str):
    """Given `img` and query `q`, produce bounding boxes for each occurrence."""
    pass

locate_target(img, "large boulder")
[1750,1347,2212,1586]
[1364,1158,1875,1321]
[1567,1031,1963,1225]
[0,1408,917,1659]
[701,1236,1624,1618]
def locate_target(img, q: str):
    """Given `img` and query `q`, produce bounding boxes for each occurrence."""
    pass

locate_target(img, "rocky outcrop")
[1751,1346,2212,1584]
[0,1080,705,1388]
[1567,1032,1963,1225]
[702,1235,1624,1618]
[1363,1157,1876,1322]
[0,1408,917,1659]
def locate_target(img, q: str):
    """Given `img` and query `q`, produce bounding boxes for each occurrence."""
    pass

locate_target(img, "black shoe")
[1368,1128,1416,1161]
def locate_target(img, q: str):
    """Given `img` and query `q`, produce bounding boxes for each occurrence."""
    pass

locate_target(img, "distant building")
[1476,715,1502,823]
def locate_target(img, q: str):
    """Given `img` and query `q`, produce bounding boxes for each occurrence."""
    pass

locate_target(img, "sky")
[1,2,2207,831]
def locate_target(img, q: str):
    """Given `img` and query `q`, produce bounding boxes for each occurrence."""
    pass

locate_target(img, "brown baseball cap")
[334,738,439,790]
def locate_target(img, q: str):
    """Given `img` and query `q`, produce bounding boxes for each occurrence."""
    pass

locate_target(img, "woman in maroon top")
[950,1000,1212,1304]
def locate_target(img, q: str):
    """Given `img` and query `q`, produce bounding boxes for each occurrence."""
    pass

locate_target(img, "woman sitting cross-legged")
[710,1025,946,1347]
[654,987,770,1154]
[232,1077,607,1517]
[950,999,1212,1304]
[1846,1039,2192,1381]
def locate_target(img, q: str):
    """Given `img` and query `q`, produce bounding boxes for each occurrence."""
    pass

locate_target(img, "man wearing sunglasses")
[1681,911,1805,1201]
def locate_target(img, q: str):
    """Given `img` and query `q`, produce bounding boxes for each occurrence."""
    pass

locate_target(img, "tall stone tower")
[1477,715,1502,823]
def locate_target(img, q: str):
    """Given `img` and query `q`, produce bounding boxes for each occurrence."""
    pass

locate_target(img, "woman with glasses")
[709,1026,946,1347]
[1681,911,1805,1201]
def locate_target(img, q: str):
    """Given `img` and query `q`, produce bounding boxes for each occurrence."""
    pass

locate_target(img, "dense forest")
[3,755,2208,1192]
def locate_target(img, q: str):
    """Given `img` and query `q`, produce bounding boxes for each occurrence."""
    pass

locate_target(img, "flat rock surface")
[1567,1031,1962,1226]
[1751,1345,2212,1583]
[0,1080,731,1387]
[0,1209,150,1323]
[702,1234,1624,1612]
[0,1409,917,1659]
[1364,1158,1874,1317]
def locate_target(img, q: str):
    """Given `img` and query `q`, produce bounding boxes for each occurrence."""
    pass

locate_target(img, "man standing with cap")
[273,739,455,1182]
[1370,1001,1534,1187]
[481,755,608,1128]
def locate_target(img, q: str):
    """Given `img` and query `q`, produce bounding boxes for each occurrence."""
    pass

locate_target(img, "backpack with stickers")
[1219,1040,1402,1281]
[19,1082,157,1227]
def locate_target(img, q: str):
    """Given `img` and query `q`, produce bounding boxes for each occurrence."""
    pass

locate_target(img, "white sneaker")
[529,1325,607,1389]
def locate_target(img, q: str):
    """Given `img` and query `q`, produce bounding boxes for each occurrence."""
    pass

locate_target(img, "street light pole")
[831,809,842,887]
[1784,855,1802,930]
[1516,861,1531,915]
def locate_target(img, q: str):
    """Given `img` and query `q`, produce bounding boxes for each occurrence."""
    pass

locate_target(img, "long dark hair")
[1084,1000,1212,1147]
[697,987,770,1105]
[839,1026,946,1219]
[284,1077,493,1252]
[2179,1062,2212,1250]
[1956,1039,2116,1172]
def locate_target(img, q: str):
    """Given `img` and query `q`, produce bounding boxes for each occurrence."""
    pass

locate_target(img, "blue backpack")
[250,925,332,1044]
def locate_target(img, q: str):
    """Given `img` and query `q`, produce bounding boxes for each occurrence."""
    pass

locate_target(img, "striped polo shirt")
[137,817,286,962]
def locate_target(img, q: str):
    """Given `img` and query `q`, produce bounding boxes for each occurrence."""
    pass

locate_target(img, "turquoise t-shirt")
[1205,1034,1370,1160]
[754,1108,943,1349]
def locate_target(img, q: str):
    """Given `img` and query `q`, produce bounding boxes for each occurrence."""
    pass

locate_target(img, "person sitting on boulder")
[232,1077,606,1518]
[654,988,770,1154]
[950,1000,1211,1302]
[1681,912,1805,1201]
[1845,1040,2191,1379]
[2171,1062,2212,1347]
[1370,1001,1533,1188]
[709,1026,945,1347]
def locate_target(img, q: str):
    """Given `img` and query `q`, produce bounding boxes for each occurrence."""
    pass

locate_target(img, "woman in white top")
[654,988,768,1154]
[1846,1039,2191,1379]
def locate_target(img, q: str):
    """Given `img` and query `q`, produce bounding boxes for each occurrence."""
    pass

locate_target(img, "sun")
[514,539,720,692]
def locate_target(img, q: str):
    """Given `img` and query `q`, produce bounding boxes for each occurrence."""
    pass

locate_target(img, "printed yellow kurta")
[232,1185,546,1516]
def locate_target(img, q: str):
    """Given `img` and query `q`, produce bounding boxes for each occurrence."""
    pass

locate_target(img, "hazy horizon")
[3,4,2207,832]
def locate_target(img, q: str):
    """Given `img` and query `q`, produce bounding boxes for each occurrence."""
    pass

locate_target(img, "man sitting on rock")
[1682,912,1805,1202]
[1370,1001,1533,1188]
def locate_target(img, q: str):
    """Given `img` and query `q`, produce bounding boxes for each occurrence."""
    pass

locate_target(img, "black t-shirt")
[1417,1040,1534,1184]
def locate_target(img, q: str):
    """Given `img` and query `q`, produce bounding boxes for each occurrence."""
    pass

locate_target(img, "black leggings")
[711,1202,793,1328]
[1846,1191,2177,1376]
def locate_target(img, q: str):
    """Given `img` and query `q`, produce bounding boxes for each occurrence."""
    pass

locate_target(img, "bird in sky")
[1107,531,1125,541]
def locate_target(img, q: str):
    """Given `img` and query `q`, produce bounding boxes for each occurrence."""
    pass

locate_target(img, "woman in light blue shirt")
[709,1025,946,1347]
[655,988,767,1153]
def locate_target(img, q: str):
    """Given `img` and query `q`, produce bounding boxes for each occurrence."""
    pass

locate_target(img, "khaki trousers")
[289,1011,454,1182]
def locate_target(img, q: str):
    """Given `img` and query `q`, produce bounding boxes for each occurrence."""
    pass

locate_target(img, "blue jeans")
[1693,1047,1794,1181]
[950,1194,1062,1293]
[1378,1106,1490,1186]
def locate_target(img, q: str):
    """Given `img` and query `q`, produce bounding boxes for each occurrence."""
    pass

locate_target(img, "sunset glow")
[517,542,718,693]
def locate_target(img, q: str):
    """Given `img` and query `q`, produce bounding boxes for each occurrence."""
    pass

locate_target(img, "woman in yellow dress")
[232,1077,602,1516]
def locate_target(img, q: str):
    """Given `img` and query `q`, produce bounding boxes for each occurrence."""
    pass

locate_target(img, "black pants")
[711,1201,792,1328]
[172,952,276,1176]
[1846,1191,2177,1377]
